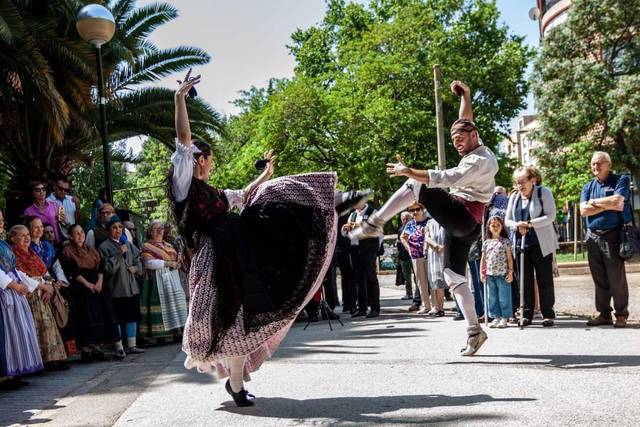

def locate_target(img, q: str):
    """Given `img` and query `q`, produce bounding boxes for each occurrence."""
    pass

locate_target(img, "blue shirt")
[580,173,632,230]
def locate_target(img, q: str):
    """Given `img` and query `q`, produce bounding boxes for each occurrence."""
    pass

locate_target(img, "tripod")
[304,285,344,331]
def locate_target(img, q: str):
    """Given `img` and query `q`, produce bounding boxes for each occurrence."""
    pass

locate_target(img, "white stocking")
[227,356,246,393]
[376,179,421,222]
[445,268,479,327]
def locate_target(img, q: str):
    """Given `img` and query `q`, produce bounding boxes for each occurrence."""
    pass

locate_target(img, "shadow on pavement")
[449,354,640,369]
[216,394,534,424]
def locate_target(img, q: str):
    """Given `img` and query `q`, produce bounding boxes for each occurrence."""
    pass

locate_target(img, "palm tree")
[0,0,221,221]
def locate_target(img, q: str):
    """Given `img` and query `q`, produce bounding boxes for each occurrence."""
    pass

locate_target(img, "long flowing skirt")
[182,173,337,379]
[139,269,188,339]
[69,268,120,347]
[26,290,66,363]
[0,288,44,376]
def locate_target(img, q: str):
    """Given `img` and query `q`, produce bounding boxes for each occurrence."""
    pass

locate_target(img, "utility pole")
[433,65,446,170]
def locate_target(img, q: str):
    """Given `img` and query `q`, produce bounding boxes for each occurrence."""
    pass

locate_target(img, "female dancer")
[170,72,365,407]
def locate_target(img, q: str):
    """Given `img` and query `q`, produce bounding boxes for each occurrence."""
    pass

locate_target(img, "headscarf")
[31,240,55,269]
[450,118,478,136]
[13,244,48,277]
[142,240,178,262]
[62,243,101,271]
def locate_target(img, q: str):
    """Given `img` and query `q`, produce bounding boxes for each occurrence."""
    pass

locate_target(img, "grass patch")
[556,252,587,263]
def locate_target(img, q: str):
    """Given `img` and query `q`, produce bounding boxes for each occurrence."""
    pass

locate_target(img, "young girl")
[480,215,514,328]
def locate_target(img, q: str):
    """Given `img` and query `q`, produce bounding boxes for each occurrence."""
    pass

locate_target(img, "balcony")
[541,0,564,14]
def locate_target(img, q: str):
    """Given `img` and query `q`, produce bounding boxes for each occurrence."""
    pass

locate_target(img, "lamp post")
[76,4,116,203]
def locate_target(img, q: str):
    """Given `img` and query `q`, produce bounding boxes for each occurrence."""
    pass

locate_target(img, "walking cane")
[481,212,488,327]
[518,232,526,330]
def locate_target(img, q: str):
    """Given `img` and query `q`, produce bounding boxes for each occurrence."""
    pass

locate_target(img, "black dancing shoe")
[351,310,367,318]
[335,189,373,216]
[225,380,255,407]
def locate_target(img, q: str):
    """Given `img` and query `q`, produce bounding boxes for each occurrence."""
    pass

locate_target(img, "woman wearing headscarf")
[9,225,68,370]
[61,224,120,362]
[139,220,188,343]
[99,215,144,357]
[0,211,43,389]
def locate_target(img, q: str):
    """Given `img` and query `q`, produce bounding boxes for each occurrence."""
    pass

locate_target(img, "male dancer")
[350,81,498,356]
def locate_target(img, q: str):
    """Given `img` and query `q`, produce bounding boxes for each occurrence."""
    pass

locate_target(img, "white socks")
[445,268,479,328]
[228,356,246,393]
[376,179,421,222]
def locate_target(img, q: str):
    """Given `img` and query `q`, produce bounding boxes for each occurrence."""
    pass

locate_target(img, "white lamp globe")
[76,4,116,48]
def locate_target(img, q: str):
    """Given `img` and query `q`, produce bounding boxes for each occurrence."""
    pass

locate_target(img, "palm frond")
[112,46,210,90]
[0,0,23,44]
[120,2,177,48]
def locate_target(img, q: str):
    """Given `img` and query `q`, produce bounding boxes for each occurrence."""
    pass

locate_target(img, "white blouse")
[171,140,245,210]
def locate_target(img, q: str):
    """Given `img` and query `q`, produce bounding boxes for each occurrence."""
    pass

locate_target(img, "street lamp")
[76,4,116,203]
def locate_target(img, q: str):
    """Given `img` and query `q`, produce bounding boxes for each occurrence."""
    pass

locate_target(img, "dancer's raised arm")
[175,69,201,145]
[243,150,277,198]
[451,81,473,121]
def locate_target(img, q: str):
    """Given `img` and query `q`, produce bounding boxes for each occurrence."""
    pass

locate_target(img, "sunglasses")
[57,186,70,192]
[408,208,422,213]
[34,187,46,192]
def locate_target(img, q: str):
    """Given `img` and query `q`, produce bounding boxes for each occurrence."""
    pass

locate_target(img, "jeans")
[486,275,513,319]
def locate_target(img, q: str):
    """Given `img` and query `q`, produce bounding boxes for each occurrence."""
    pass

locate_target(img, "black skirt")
[69,268,121,346]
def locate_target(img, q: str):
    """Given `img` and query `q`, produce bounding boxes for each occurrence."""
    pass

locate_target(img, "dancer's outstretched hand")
[176,68,201,98]
[386,154,410,177]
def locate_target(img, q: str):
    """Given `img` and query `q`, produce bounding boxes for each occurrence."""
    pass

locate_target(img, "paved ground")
[2,273,639,426]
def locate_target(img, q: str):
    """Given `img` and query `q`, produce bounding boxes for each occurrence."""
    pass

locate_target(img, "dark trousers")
[355,240,380,311]
[516,244,555,320]
[586,230,629,317]
[418,187,480,278]
[323,257,339,309]
[340,247,357,310]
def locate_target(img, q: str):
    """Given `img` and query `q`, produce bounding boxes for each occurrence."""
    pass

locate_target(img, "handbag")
[617,209,640,261]
[50,286,70,329]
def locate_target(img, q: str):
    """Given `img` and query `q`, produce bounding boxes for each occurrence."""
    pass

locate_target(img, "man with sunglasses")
[47,179,80,239]
[350,81,499,356]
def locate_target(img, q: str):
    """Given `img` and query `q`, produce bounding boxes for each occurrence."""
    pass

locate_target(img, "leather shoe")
[408,303,420,312]
[542,318,554,327]
[351,310,367,318]
[586,314,613,327]
[225,380,255,407]
[335,189,373,216]
[614,314,627,328]
[400,295,413,300]
[366,310,380,318]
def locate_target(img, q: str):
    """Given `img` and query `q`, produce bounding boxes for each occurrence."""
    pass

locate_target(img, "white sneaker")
[417,307,432,314]
[460,326,488,356]
[426,308,438,317]
[497,318,508,328]
[489,318,501,328]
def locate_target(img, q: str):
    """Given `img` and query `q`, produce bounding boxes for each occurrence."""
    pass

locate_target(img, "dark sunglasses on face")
[34,187,46,192]
[409,208,422,213]
[57,186,70,192]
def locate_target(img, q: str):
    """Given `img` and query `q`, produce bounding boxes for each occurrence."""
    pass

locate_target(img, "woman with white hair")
[139,220,188,343]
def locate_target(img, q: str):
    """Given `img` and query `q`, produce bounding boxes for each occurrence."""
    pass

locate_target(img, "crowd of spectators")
[0,182,189,390]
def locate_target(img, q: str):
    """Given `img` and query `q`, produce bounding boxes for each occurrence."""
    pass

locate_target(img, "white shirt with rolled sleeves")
[421,145,499,204]
[171,140,245,209]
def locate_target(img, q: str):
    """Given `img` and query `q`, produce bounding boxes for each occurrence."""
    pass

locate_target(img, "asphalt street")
[2,277,639,426]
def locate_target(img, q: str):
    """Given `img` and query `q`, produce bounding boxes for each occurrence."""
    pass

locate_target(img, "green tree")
[0,0,221,222]
[216,0,532,204]
[532,0,640,203]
